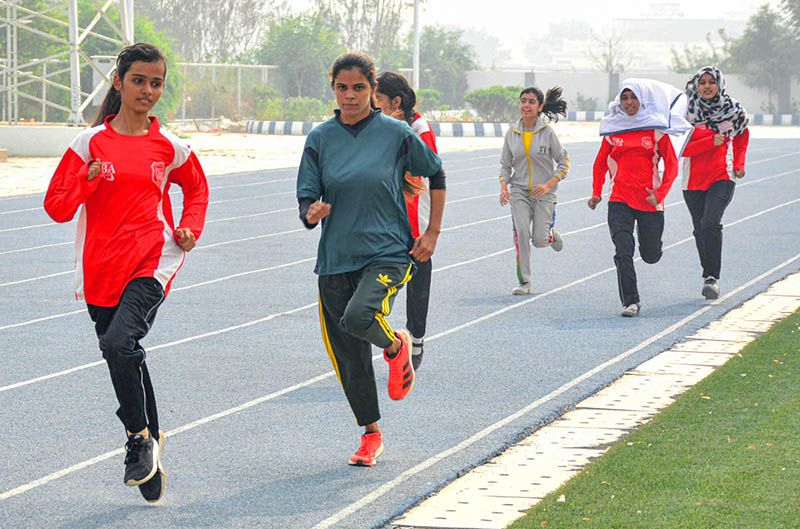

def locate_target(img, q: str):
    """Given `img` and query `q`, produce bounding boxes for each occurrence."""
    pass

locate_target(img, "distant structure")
[0,0,134,125]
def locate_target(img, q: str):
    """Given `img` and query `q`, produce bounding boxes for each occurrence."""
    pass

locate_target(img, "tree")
[406,25,479,107]
[727,5,798,113]
[135,0,282,62]
[465,86,521,122]
[782,0,800,36]
[670,30,732,74]
[313,0,410,68]
[585,27,635,74]
[252,14,344,100]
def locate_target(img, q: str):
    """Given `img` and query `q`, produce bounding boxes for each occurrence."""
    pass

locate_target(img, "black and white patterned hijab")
[685,66,749,137]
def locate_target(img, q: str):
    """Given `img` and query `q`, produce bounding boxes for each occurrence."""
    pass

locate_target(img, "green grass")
[510,309,800,529]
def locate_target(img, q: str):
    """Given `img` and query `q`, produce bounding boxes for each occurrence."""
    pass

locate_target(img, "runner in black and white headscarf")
[685,66,749,137]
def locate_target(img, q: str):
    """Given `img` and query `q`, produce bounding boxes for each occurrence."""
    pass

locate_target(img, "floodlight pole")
[412,0,420,90]
[67,0,82,125]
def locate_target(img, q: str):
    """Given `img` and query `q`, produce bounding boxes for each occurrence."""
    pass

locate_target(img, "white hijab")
[600,78,692,136]
[600,78,693,154]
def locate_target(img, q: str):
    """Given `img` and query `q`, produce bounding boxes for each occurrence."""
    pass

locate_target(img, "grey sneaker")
[550,228,563,252]
[123,433,158,486]
[512,283,532,295]
[621,303,640,317]
[702,277,719,300]
[138,430,166,504]
[411,338,424,370]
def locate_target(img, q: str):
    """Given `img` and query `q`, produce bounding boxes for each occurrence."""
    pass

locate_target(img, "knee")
[99,334,137,362]
[340,306,373,336]
[640,248,663,264]
[699,217,722,233]
[532,236,550,248]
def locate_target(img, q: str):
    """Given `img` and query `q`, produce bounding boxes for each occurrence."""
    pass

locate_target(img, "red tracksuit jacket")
[44,115,209,306]
[592,129,678,212]
[405,113,438,238]
[681,125,749,190]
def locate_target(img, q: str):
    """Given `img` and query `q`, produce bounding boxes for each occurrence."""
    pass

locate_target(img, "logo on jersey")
[641,136,654,149]
[100,162,115,181]
[612,137,624,147]
[538,146,547,155]
[376,274,393,286]
[151,161,166,187]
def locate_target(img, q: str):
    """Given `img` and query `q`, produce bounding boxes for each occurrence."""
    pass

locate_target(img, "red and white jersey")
[44,115,209,306]
[406,113,438,238]
[681,125,749,190]
[592,129,678,212]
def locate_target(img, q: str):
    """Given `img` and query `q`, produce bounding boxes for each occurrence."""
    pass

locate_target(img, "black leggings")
[88,277,164,437]
[683,179,736,280]
[607,201,665,307]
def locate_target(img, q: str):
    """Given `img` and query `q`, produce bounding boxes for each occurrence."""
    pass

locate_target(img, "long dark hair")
[520,86,568,122]
[376,71,416,125]
[92,42,167,126]
[329,52,377,89]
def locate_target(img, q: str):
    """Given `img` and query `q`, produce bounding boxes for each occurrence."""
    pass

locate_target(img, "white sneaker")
[702,277,719,299]
[550,228,563,252]
[621,303,640,317]
[512,283,532,295]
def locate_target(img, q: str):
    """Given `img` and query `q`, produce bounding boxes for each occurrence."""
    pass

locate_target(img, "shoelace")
[124,436,143,465]
[355,435,379,456]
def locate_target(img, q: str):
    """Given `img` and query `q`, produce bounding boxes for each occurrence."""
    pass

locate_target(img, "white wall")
[466,71,799,114]
[0,126,82,156]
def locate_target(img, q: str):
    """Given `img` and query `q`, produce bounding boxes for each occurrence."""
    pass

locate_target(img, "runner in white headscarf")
[590,79,687,317]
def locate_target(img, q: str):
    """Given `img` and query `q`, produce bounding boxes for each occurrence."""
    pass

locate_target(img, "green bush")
[464,85,522,122]
[416,88,442,114]
[255,96,330,121]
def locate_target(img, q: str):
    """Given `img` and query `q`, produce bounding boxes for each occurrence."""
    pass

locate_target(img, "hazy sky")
[418,0,763,35]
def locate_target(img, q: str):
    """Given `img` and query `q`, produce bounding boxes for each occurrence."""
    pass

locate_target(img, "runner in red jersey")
[44,43,208,503]
[375,71,443,370]
[681,66,750,300]
[589,79,688,317]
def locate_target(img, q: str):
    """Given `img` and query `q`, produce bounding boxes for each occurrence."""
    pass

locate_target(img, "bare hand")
[389,108,406,121]
[530,183,551,199]
[306,201,331,224]
[645,188,658,208]
[409,229,438,262]
[175,227,196,251]
[733,168,745,179]
[499,185,511,206]
[713,133,726,147]
[587,196,602,210]
[87,159,101,181]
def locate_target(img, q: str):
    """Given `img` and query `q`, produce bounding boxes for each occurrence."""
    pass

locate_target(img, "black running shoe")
[123,433,157,486]
[138,430,166,503]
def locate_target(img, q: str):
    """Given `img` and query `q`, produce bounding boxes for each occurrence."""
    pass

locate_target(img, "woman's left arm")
[649,133,679,205]
[532,132,569,198]
[732,128,750,177]
[171,151,210,247]
[406,133,445,262]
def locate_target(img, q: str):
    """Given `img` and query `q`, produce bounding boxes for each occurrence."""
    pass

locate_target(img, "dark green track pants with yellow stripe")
[318,261,414,426]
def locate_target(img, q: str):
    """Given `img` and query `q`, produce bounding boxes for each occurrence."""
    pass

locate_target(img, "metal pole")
[7,0,19,124]
[237,65,241,119]
[181,64,186,120]
[67,0,83,125]
[42,61,47,122]
[120,0,134,44]
[210,66,215,119]
[412,0,420,90]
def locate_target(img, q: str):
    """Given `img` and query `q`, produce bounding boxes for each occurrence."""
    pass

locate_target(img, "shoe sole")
[125,433,161,487]
[139,430,166,504]
[348,443,385,467]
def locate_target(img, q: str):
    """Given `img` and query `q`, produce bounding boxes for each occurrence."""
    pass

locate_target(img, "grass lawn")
[510,309,800,529]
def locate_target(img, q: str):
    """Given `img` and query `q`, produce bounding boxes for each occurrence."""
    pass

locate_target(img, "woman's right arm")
[296,135,325,229]
[43,147,101,223]
[590,139,613,201]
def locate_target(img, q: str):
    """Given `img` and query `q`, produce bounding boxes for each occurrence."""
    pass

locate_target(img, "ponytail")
[91,42,167,126]
[520,85,568,122]
[92,78,122,126]
[542,86,567,122]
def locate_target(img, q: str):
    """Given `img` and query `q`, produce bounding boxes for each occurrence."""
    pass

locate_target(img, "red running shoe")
[348,431,384,467]
[384,329,415,400]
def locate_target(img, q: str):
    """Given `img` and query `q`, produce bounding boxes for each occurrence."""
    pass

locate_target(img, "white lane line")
[0,198,798,501]
[205,207,295,223]
[0,302,318,394]
[0,270,72,287]
[0,222,56,233]
[0,241,71,256]
[0,206,40,215]
[311,252,800,529]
